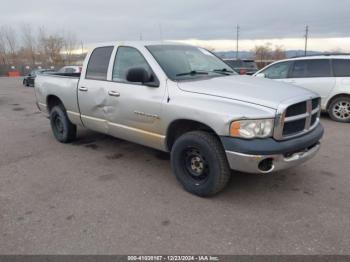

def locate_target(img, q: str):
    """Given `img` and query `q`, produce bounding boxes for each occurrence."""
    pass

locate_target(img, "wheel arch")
[165,119,219,151]
[46,95,65,113]
[326,93,350,110]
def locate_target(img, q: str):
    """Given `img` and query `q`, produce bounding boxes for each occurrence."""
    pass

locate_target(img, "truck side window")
[262,61,291,79]
[112,46,152,82]
[290,59,331,78]
[333,59,350,77]
[86,46,114,80]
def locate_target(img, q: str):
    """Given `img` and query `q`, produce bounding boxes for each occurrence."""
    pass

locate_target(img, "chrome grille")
[274,97,321,140]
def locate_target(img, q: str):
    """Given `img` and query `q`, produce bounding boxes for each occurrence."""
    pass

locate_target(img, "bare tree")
[44,34,64,65]
[0,24,79,70]
[62,30,78,64]
[37,26,49,64]
[0,25,17,65]
[253,43,272,62]
[21,24,36,65]
[253,43,286,61]
[252,43,287,69]
[0,27,8,65]
[36,27,64,65]
[272,45,287,60]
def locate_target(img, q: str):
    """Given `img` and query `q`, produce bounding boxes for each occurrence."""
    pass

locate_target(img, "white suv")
[254,55,350,122]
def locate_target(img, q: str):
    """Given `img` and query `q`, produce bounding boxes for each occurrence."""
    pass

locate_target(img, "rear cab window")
[290,59,331,78]
[86,46,114,80]
[332,59,350,77]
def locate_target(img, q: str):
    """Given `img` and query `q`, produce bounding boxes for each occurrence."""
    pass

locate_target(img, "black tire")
[328,96,350,123]
[49,104,77,143]
[171,131,231,197]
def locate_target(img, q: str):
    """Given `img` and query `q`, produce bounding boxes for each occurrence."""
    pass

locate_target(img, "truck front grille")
[285,101,307,117]
[274,97,321,140]
[283,118,306,136]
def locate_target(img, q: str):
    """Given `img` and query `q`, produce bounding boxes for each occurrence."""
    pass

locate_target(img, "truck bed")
[35,73,82,124]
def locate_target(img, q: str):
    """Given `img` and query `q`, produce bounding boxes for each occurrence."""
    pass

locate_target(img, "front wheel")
[49,105,77,143]
[328,96,350,123]
[171,131,231,197]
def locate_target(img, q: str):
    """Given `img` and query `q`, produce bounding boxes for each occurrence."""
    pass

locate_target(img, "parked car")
[58,66,82,74]
[23,69,54,87]
[254,55,350,122]
[35,42,323,197]
[224,59,258,75]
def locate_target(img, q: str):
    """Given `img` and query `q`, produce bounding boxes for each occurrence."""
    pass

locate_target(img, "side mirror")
[126,67,158,87]
[256,73,266,78]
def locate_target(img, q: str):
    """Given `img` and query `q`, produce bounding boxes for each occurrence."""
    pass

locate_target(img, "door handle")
[108,90,120,97]
[79,86,88,92]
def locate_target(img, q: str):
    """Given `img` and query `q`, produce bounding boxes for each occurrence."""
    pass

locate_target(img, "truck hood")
[177,75,315,109]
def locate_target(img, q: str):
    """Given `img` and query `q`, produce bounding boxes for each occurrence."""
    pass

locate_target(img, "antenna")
[304,25,309,56]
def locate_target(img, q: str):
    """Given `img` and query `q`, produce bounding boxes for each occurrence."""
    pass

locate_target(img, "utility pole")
[81,41,84,55]
[159,23,163,41]
[304,25,309,56]
[236,24,240,60]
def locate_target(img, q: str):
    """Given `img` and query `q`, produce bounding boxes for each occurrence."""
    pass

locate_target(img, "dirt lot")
[0,77,349,255]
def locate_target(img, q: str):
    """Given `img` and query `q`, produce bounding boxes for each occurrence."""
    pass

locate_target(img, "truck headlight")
[230,119,274,139]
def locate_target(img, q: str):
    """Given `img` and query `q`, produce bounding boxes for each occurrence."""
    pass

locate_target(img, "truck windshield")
[147,45,236,81]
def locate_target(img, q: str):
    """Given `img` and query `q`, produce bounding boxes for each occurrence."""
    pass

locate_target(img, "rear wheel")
[328,96,350,123]
[171,131,231,197]
[49,105,77,143]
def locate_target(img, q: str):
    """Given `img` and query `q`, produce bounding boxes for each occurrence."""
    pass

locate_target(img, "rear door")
[286,59,336,100]
[78,46,114,133]
[332,59,350,89]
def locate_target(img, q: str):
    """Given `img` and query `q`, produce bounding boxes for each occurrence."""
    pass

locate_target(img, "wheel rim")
[182,147,209,183]
[332,101,350,120]
[53,113,64,135]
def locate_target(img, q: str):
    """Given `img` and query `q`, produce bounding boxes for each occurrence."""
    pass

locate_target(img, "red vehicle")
[224,59,258,75]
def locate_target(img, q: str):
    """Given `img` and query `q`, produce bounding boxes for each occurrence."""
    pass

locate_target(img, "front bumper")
[222,124,324,174]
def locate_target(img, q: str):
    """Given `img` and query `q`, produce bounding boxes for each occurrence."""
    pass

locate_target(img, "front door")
[105,46,166,150]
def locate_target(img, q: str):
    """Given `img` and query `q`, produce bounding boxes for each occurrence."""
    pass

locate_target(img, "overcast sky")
[1,0,350,51]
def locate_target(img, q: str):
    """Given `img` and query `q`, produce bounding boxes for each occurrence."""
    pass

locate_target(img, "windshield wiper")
[176,70,209,77]
[212,68,235,75]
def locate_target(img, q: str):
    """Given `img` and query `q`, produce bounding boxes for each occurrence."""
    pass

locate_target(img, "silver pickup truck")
[35,41,324,197]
